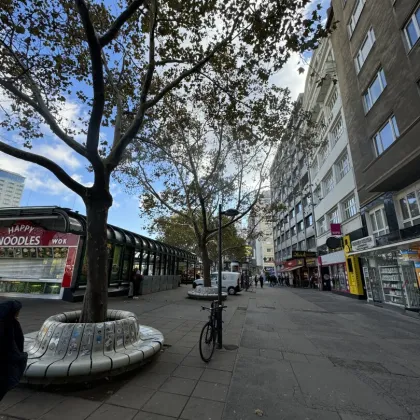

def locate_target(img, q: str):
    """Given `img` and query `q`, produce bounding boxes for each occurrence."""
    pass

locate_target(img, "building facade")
[303,37,364,295]
[327,0,420,310]
[0,169,25,207]
[270,95,318,286]
[248,190,275,274]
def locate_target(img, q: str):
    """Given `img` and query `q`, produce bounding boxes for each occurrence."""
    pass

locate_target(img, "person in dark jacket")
[0,300,27,401]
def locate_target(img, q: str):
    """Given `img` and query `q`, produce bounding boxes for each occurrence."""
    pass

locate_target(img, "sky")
[0,0,330,238]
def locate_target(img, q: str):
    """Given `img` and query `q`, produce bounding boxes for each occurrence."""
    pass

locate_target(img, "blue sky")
[0,0,330,238]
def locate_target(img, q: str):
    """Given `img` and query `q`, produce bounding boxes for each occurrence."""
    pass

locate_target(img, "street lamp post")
[218,204,239,349]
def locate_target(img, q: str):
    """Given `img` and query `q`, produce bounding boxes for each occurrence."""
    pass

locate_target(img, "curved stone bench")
[22,310,164,384]
[187,286,227,300]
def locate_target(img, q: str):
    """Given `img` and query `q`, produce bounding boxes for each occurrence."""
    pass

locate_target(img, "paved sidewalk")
[2,285,420,419]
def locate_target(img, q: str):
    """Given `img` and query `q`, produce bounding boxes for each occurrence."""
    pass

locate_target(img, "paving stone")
[5,392,64,419]
[159,377,197,396]
[133,412,174,420]
[237,347,259,356]
[172,365,204,380]
[200,369,232,385]
[130,373,170,390]
[39,397,101,420]
[142,392,188,418]
[181,356,208,368]
[283,352,308,363]
[0,388,34,412]
[86,404,138,420]
[180,397,225,420]
[259,349,284,361]
[305,355,335,367]
[192,381,228,402]
[156,352,186,364]
[146,362,178,375]
[107,386,155,410]
[166,346,193,355]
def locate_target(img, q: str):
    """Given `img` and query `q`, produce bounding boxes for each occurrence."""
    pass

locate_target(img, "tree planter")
[22,310,164,384]
[187,286,228,300]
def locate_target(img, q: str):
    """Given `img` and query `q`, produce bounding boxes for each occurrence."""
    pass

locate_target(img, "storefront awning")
[281,265,304,272]
[348,237,420,256]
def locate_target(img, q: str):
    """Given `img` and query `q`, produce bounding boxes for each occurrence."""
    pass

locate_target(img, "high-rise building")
[327,0,420,309]
[270,95,318,286]
[248,190,275,274]
[0,169,25,207]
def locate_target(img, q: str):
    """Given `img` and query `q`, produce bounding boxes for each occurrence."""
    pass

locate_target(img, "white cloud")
[269,53,308,101]
[33,143,82,170]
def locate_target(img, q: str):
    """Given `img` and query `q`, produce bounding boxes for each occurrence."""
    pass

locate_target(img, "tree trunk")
[201,243,212,287]
[79,193,112,323]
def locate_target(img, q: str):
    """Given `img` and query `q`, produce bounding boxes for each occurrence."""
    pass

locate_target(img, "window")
[286,230,290,239]
[363,69,387,112]
[296,202,302,214]
[328,207,340,224]
[355,28,376,72]
[369,206,389,237]
[305,214,313,227]
[330,116,344,146]
[318,217,327,235]
[297,220,304,232]
[323,171,335,196]
[314,185,322,203]
[319,144,329,162]
[399,189,420,227]
[326,88,338,112]
[343,195,357,220]
[404,6,420,49]
[336,152,351,181]
[291,225,297,236]
[289,208,295,219]
[348,0,366,37]
[267,248,272,253]
[307,236,316,249]
[374,116,400,155]
[298,240,306,251]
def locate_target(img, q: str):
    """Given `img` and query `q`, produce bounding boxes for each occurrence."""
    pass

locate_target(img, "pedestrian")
[0,301,27,401]
[254,275,258,287]
[134,268,143,296]
[259,274,264,288]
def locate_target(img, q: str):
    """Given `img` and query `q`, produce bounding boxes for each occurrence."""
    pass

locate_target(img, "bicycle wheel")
[199,321,216,362]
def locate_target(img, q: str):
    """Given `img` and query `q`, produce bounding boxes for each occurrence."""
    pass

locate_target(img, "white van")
[211,271,241,295]
[192,272,242,295]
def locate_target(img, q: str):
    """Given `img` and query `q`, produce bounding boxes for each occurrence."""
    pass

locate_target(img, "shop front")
[281,258,305,287]
[0,207,197,300]
[349,237,420,310]
[320,250,349,294]
[0,221,79,299]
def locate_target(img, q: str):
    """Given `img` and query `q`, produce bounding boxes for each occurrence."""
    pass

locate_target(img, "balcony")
[314,61,337,105]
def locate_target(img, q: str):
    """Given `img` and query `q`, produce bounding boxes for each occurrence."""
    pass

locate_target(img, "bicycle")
[245,279,255,292]
[199,301,226,362]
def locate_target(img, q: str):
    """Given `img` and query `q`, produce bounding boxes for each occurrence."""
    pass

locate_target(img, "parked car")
[192,272,241,295]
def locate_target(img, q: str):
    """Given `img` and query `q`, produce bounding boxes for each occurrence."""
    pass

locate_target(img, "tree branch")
[0,140,86,196]
[99,0,147,47]
[75,0,105,174]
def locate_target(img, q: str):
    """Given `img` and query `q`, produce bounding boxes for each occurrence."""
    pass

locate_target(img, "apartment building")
[327,0,420,310]
[0,169,25,207]
[270,95,318,285]
[248,190,275,274]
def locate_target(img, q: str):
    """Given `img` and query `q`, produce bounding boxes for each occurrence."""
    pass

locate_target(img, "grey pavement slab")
[142,391,188,417]
[192,381,228,402]
[133,413,175,420]
[107,386,155,410]
[39,398,101,420]
[0,389,34,412]
[291,361,408,417]
[86,404,138,420]
[5,392,64,419]
[181,397,225,420]
[129,373,170,390]
[159,377,197,396]
[172,365,204,380]
[200,369,232,385]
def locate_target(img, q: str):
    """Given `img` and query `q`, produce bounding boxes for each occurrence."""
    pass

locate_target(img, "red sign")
[330,223,342,236]
[283,259,304,268]
[0,221,79,247]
